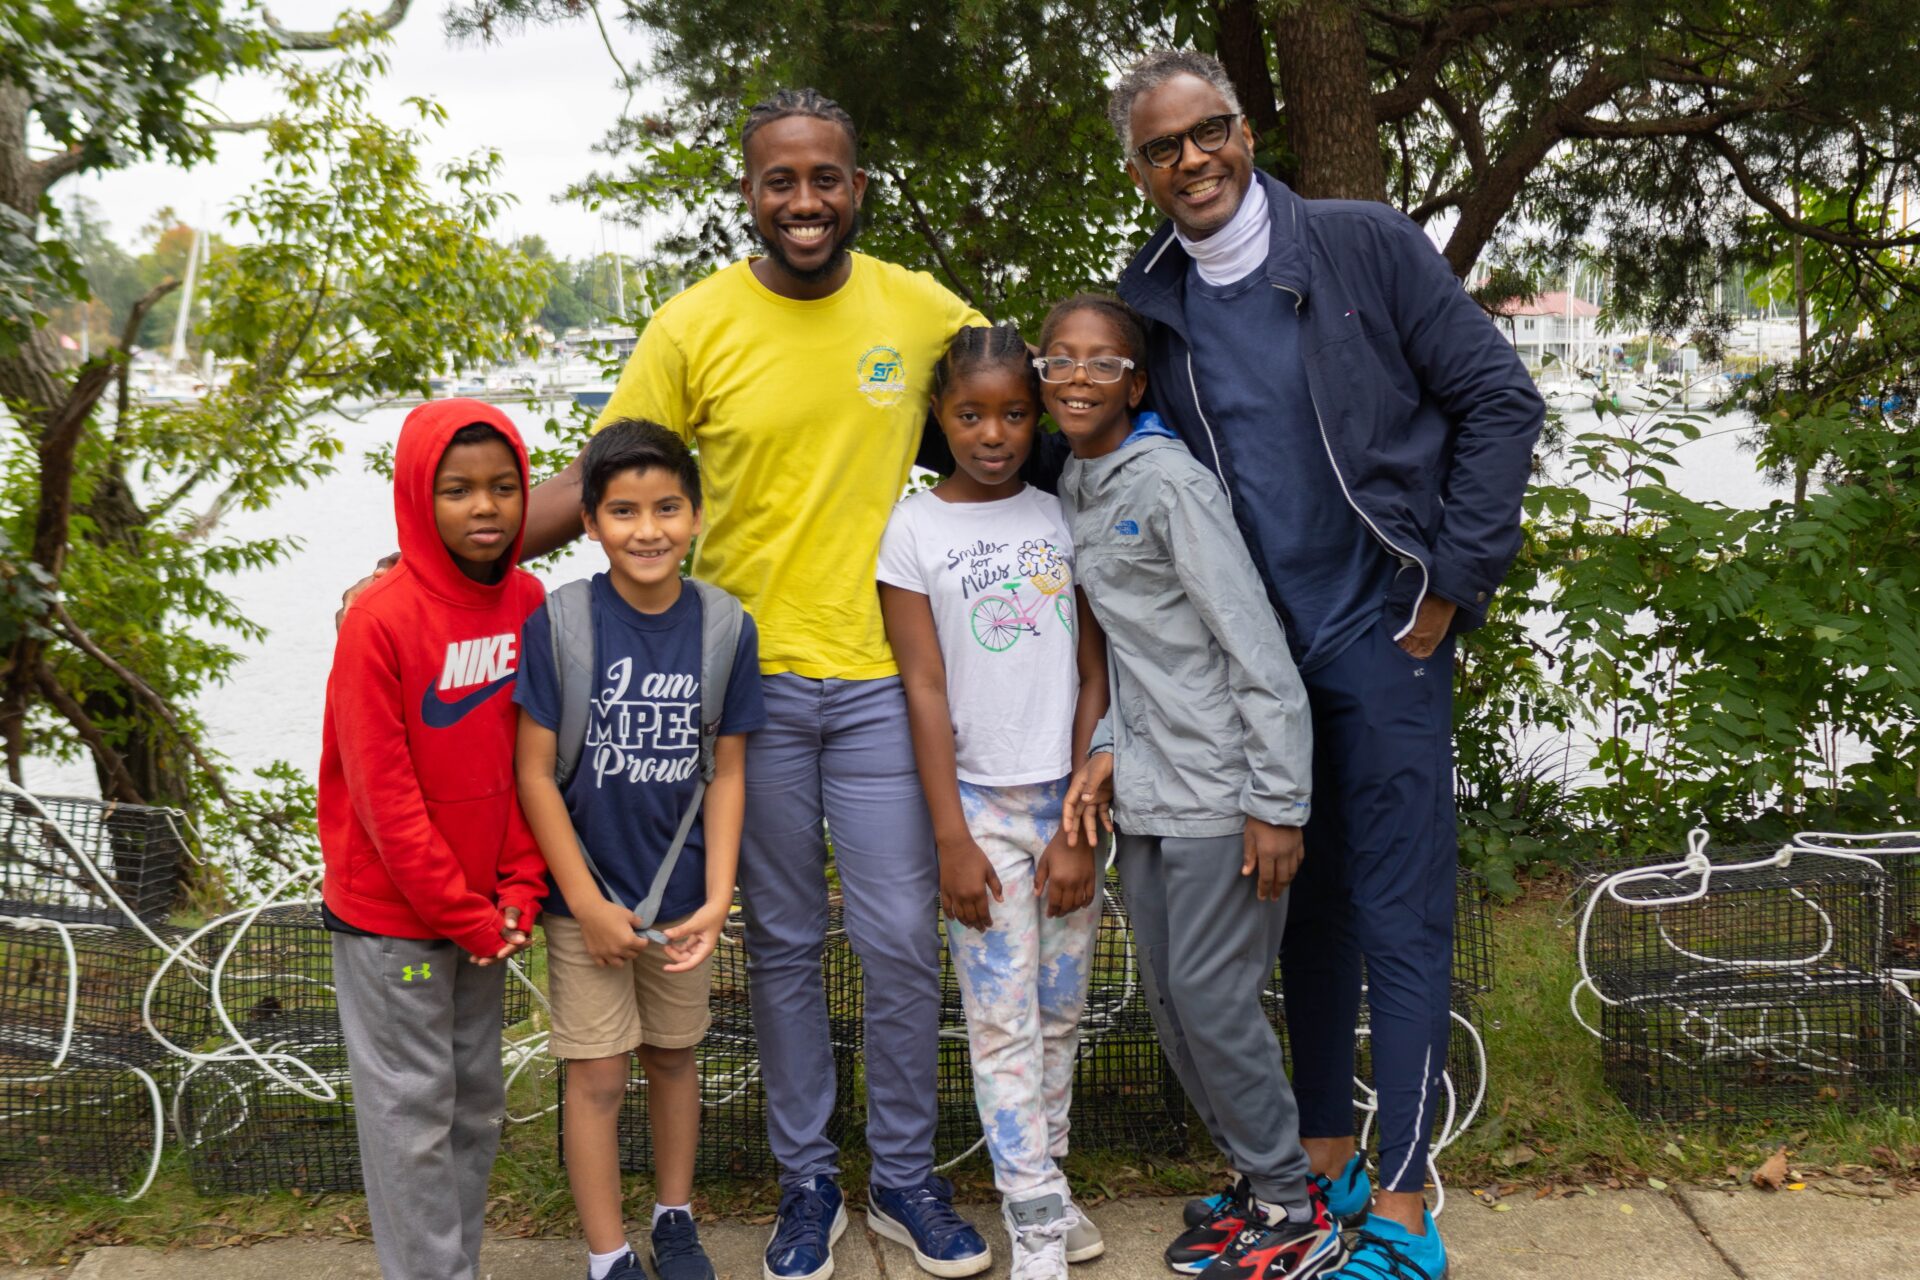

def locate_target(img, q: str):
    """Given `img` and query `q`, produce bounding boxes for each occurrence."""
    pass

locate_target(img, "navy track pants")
[1279,614,1457,1194]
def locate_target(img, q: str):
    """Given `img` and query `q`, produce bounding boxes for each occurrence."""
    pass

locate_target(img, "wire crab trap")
[1787,831,1920,969]
[929,872,1190,1174]
[558,904,860,1179]
[194,902,344,1048]
[1573,832,1918,1124]
[1454,868,1495,997]
[1268,973,1488,1172]
[0,1048,165,1199]
[0,789,186,925]
[178,1041,361,1194]
[0,914,208,1067]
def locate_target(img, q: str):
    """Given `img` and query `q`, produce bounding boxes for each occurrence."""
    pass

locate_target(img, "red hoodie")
[319,400,547,955]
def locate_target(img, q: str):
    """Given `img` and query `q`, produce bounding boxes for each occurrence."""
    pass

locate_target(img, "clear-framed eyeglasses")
[1032,355,1136,384]
[1134,113,1241,169]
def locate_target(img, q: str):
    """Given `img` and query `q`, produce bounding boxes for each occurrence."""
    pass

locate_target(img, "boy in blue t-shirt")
[516,420,766,1280]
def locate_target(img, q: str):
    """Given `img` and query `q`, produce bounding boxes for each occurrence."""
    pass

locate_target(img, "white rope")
[141,873,339,1103]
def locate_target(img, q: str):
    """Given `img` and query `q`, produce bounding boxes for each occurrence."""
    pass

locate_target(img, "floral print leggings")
[947,777,1101,1200]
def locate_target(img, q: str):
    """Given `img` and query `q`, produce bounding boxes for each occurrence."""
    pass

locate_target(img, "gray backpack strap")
[631,578,746,934]
[547,579,597,791]
[688,578,745,783]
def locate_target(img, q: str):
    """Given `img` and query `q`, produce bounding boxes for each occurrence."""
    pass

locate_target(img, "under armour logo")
[402,963,432,982]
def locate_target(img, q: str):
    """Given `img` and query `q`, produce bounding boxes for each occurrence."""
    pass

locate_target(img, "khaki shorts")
[543,913,713,1059]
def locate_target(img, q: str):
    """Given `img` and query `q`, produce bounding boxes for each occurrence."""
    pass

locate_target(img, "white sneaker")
[1061,1195,1104,1263]
[1003,1194,1071,1280]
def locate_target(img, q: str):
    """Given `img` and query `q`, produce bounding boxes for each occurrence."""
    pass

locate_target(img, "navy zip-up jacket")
[1117,171,1544,636]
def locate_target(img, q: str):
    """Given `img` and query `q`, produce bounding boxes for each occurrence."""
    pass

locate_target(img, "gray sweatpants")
[333,932,507,1280]
[738,673,942,1189]
[1114,831,1310,1212]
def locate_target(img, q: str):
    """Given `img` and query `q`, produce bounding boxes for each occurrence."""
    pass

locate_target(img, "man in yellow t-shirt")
[511,90,993,1280]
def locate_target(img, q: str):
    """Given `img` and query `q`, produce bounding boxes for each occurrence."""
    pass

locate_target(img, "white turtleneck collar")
[1176,176,1269,287]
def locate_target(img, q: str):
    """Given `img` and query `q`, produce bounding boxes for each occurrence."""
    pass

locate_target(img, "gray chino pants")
[333,932,507,1280]
[738,673,942,1190]
[1115,830,1311,1212]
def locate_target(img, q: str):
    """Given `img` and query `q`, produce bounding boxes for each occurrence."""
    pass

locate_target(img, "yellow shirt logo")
[856,345,907,407]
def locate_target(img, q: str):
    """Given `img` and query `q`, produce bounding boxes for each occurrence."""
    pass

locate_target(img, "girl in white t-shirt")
[877,324,1110,1280]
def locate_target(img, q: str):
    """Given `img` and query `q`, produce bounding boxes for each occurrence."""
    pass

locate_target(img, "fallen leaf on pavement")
[1753,1148,1790,1191]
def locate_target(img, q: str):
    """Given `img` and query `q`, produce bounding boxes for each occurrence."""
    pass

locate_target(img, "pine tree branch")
[265,0,414,49]
[31,146,88,195]
[880,166,989,320]
[1703,134,1920,250]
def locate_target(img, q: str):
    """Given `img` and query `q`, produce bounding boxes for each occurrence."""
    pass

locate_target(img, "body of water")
[24,389,1788,800]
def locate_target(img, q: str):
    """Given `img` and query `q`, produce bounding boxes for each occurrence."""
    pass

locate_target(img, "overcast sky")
[63,1,660,260]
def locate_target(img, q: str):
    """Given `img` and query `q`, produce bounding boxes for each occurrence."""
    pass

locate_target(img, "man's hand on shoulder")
[1397,595,1457,660]
[336,552,400,630]
[1242,818,1304,901]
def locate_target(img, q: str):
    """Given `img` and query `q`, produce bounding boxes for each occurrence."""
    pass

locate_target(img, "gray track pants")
[333,932,507,1279]
[1114,831,1310,1212]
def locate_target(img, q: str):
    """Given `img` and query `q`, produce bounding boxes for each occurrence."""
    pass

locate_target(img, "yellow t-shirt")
[595,254,988,678]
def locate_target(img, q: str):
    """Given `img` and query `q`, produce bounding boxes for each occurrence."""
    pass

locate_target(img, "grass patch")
[4,877,1917,1264]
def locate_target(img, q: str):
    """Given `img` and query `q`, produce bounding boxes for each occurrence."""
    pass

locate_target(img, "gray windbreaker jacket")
[1062,423,1312,838]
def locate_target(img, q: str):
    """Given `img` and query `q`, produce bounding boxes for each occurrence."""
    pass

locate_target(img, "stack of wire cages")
[0,788,191,1197]
[931,869,1189,1174]
[0,790,187,925]
[1576,836,1916,1124]
[177,902,359,1192]
[177,900,548,1193]
[559,899,859,1179]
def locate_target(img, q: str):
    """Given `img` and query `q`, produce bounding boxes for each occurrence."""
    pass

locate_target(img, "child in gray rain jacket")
[1043,294,1338,1280]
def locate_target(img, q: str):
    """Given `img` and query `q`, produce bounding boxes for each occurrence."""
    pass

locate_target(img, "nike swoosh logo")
[419,674,516,729]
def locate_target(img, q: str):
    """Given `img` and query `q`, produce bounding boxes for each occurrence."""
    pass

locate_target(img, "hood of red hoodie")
[393,398,533,605]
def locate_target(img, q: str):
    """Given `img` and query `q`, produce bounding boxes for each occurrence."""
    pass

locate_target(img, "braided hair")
[743,88,859,162]
[1038,293,1147,363]
[930,323,1038,407]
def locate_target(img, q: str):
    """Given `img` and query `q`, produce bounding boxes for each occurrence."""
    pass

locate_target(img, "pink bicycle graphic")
[970,580,1075,651]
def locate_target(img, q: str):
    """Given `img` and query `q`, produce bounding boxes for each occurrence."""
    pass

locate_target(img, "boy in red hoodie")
[319,399,549,1280]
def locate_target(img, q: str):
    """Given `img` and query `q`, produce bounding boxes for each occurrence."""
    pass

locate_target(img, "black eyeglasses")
[1134,114,1241,169]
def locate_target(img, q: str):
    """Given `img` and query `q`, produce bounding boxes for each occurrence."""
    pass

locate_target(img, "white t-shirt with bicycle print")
[877,484,1078,787]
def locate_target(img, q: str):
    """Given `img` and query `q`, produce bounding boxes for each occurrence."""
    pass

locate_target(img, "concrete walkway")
[8,1188,1911,1279]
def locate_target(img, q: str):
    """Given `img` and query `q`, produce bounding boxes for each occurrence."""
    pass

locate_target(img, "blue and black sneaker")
[867,1174,993,1277]
[1325,1212,1446,1280]
[651,1209,716,1280]
[1311,1155,1373,1228]
[764,1177,848,1280]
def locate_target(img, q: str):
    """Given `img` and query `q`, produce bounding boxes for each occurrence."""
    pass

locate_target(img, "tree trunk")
[1269,0,1387,201]
[1213,0,1281,146]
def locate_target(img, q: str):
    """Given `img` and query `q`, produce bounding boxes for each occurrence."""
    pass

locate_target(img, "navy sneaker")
[595,1250,648,1280]
[1167,1178,1254,1274]
[1182,1176,1250,1231]
[866,1174,993,1277]
[1325,1212,1446,1280]
[1310,1155,1373,1228]
[764,1177,848,1280]
[651,1210,716,1280]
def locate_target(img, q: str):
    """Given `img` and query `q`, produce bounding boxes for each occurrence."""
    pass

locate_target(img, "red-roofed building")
[1494,290,1604,373]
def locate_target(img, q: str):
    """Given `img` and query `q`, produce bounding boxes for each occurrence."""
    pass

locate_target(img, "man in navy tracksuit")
[1105,50,1543,1280]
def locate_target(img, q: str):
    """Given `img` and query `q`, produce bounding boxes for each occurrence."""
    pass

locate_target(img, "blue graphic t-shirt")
[515,574,766,922]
